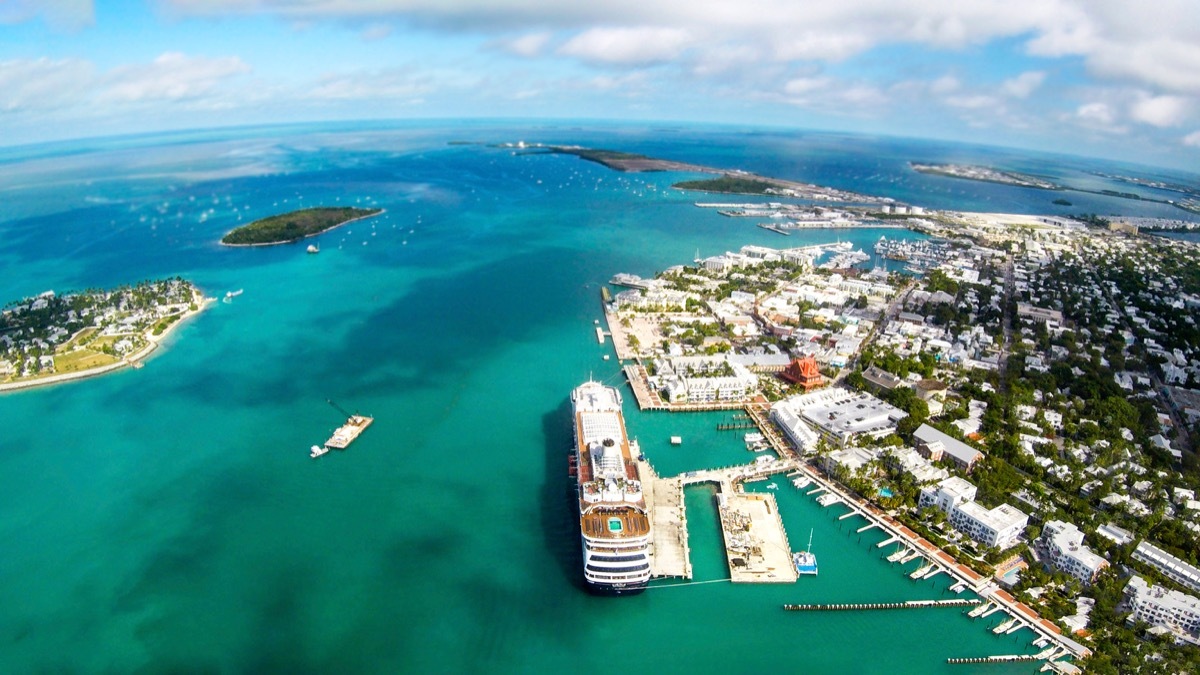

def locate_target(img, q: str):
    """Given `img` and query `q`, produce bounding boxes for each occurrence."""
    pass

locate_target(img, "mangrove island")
[220,206,383,246]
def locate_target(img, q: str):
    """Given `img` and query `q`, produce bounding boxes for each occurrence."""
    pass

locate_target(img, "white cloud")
[309,69,434,101]
[945,94,998,110]
[0,58,95,111]
[501,32,551,58]
[558,27,691,65]
[930,75,960,95]
[360,23,393,41]
[1002,71,1045,98]
[783,77,830,97]
[1183,130,1200,147]
[1076,102,1116,125]
[0,0,93,31]
[1130,95,1191,128]
[103,52,250,103]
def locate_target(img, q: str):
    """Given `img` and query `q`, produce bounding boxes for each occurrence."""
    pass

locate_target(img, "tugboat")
[310,444,330,458]
[793,529,818,575]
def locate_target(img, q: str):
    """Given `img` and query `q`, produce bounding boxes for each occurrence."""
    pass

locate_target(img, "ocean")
[1,121,1196,673]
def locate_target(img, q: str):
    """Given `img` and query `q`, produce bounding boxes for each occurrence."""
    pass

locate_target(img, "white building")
[770,387,907,444]
[1125,576,1200,643]
[1035,520,1109,585]
[919,476,1028,550]
[655,355,758,404]
[1132,541,1200,594]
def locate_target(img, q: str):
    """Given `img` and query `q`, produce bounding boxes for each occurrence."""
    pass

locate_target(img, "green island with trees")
[220,207,383,246]
[671,175,780,194]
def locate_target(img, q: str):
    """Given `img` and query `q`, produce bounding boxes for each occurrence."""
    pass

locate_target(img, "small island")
[220,207,383,246]
[0,278,212,392]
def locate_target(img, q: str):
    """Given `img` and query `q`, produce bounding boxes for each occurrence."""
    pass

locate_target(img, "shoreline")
[219,209,386,248]
[0,290,215,394]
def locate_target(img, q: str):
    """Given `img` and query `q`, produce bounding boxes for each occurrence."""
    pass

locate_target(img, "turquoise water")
[3,122,1193,673]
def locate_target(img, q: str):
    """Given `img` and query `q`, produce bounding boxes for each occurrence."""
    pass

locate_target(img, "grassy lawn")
[54,349,119,372]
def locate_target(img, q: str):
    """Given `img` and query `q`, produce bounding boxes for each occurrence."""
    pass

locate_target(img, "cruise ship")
[570,381,652,595]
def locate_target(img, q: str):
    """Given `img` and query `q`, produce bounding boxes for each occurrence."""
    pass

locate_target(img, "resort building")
[1035,520,1109,585]
[913,423,984,473]
[654,355,758,404]
[1132,542,1200,594]
[770,387,907,446]
[1125,576,1200,644]
[919,476,1028,550]
[885,447,950,485]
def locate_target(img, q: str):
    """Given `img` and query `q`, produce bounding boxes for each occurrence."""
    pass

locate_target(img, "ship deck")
[581,507,650,539]
[324,415,373,449]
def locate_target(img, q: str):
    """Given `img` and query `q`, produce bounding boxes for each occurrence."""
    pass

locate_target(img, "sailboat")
[793,528,818,575]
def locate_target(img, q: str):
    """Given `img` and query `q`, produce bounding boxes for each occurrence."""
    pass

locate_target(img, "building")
[861,365,902,392]
[913,424,984,473]
[770,387,907,445]
[1132,541,1200,594]
[1125,576,1200,643]
[919,476,1028,550]
[780,355,825,391]
[652,355,759,404]
[1017,303,1065,325]
[886,447,950,485]
[1035,520,1109,585]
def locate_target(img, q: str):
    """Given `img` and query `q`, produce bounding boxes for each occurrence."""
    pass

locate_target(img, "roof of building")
[914,423,984,466]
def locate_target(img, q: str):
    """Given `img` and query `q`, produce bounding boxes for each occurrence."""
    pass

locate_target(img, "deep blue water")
[1,121,1195,673]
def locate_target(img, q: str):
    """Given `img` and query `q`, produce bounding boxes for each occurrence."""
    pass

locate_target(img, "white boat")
[571,381,652,595]
[793,529,818,575]
[310,444,329,458]
[670,436,683,445]
[223,289,243,303]
[306,243,319,254]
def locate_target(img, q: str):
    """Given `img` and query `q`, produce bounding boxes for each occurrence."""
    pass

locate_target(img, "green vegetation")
[549,147,652,169]
[221,207,382,246]
[672,175,779,194]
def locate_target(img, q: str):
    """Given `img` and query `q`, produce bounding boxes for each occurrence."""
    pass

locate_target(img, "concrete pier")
[857,522,878,532]
[876,535,901,548]
[717,490,797,583]
[639,455,692,580]
[838,511,858,520]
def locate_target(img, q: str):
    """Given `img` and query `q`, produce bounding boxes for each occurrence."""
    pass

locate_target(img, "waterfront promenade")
[745,413,1091,661]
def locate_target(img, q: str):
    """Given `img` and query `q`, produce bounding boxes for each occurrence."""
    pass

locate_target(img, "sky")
[2,0,1200,170]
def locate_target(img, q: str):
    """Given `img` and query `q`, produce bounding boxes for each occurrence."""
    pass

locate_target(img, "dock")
[639,452,692,580]
[323,415,373,449]
[716,489,797,583]
[784,598,980,612]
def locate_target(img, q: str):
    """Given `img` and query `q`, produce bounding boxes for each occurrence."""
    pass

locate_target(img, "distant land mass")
[546,146,715,173]
[912,162,1200,215]
[221,207,383,246]
[909,162,1061,190]
[543,145,887,204]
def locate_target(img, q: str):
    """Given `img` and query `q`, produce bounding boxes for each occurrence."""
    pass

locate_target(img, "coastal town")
[0,278,208,391]
[601,208,1200,673]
